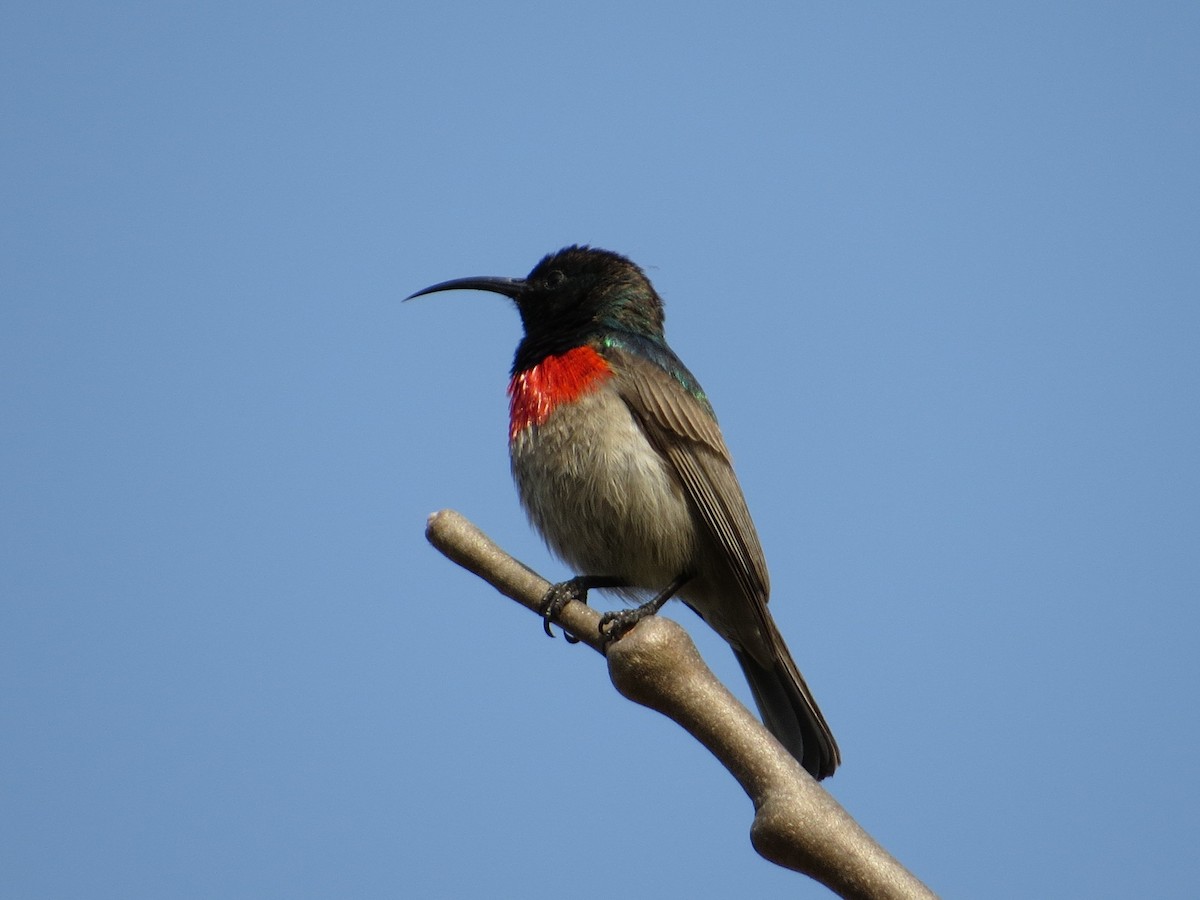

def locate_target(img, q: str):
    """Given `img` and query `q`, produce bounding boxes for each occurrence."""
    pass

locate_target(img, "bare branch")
[425,509,937,900]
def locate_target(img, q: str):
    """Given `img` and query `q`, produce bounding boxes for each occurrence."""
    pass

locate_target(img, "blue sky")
[3,3,1198,898]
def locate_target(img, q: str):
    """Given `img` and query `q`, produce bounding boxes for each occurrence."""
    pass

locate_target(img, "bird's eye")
[543,269,566,289]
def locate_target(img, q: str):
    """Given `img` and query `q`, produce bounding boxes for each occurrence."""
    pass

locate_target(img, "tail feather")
[734,620,840,780]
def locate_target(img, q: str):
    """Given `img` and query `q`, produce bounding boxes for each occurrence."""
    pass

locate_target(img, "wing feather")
[605,343,841,778]
[606,346,770,604]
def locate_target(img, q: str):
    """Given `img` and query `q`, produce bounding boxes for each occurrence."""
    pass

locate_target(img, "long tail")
[733,615,840,780]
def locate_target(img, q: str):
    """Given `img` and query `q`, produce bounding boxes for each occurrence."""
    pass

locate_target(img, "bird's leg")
[541,575,627,641]
[598,573,693,644]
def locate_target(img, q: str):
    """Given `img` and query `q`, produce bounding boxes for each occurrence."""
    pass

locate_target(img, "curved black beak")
[404,275,527,302]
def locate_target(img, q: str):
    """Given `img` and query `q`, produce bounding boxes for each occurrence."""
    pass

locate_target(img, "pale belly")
[509,388,699,592]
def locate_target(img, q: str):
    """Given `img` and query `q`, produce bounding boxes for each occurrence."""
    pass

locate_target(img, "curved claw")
[539,578,590,641]
[541,610,582,642]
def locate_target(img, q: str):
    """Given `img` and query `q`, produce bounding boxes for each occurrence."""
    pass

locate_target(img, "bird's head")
[407,246,666,364]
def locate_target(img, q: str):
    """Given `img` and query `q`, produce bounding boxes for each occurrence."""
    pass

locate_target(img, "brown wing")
[605,346,770,607]
[606,345,842,778]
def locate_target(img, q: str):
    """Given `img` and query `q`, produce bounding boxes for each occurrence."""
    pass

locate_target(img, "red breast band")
[507,345,613,441]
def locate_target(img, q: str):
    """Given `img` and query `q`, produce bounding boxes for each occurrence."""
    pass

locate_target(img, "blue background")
[4,3,1197,897]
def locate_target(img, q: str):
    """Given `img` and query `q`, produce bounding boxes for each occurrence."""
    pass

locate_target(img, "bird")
[408,245,840,780]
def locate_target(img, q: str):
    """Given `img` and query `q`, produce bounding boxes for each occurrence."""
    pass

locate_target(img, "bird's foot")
[597,605,654,643]
[540,578,589,642]
[597,573,693,645]
[540,575,626,643]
